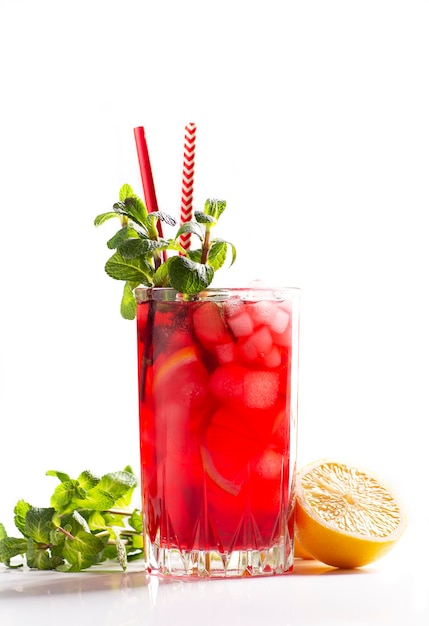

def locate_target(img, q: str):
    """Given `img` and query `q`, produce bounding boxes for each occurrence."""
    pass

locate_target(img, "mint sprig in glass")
[94,184,237,318]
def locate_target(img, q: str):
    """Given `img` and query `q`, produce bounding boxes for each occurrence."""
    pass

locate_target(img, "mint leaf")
[26,539,63,570]
[168,256,215,295]
[50,480,87,513]
[61,530,105,571]
[98,471,138,502]
[107,225,141,250]
[112,195,149,229]
[147,210,177,227]
[61,510,91,535]
[0,537,27,563]
[13,500,30,536]
[123,194,148,223]
[112,191,149,227]
[130,533,144,552]
[129,509,143,533]
[186,249,203,263]
[194,211,217,226]
[175,220,204,242]
[87,511,108,531]
[121,281,138,319]
[105,251,154,284]
[119,183,135,202]
[119,237,164,259]
[76,470,100,490]
[207,240,227,270]
[204,198,226,220]
[25,507,56,544]
[46,470,71,483]
[153,259,171,286]
[75,488,116,511]
[94,212,119,227]
[208,239,237,269]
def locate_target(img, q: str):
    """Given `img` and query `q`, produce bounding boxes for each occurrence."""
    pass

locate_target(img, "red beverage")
[136,287,299,577]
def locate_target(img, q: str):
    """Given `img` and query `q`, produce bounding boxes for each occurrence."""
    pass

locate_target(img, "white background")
[0,0,428,532]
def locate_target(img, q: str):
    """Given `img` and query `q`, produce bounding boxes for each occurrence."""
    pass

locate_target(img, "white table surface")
[1,522,427,626]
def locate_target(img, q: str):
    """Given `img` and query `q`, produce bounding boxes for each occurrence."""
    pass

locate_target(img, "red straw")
[133,126,165,247]
[179,123,197,251]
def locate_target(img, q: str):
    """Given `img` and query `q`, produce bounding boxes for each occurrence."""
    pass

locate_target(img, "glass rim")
[134,286,300,303]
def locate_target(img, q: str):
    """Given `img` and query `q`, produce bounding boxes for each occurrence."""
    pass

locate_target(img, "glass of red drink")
[136,286,300,577]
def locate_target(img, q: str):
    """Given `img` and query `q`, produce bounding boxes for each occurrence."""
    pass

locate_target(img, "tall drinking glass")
[136,286,300,577]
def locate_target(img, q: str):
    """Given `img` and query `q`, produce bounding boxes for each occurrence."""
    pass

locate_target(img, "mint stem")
[153,251,161,270]
[57,526,75,541]
[201,227,211,264]
[140,297,155,402]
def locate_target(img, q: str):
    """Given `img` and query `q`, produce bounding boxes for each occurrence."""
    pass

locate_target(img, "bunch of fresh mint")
[0,467,143,572]
[94,184,236,319]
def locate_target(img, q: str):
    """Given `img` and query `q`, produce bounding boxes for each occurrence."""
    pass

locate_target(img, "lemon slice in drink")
[295,459,407,568]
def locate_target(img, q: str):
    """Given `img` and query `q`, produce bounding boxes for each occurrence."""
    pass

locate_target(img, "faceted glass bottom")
[144,533,294,578]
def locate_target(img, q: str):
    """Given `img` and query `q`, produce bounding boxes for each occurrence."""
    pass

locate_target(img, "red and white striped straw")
[179,123,197,251]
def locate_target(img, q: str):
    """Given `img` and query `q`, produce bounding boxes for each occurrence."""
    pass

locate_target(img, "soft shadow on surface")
[0,565,152,599]
[0,558,370,598]
[292,559,371,576]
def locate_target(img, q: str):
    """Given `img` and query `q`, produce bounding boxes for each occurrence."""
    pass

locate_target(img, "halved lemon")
[294,536,315,560]
[295,459,407,568]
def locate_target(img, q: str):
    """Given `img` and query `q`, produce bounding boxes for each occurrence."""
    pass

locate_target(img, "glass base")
[144,537,295,578]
